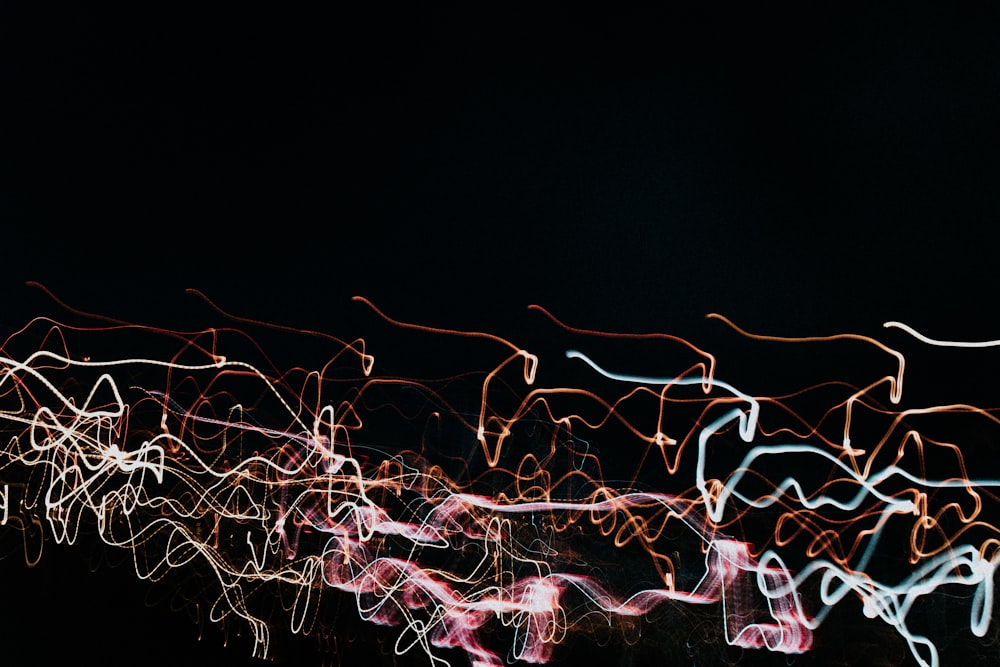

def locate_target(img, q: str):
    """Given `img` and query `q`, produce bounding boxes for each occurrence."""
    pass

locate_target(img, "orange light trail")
[1,295,998,667]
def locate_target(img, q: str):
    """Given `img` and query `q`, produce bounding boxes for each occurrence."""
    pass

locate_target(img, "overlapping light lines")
[1,294,998,667]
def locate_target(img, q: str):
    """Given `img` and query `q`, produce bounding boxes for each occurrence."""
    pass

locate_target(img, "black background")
[2,3,1000,666]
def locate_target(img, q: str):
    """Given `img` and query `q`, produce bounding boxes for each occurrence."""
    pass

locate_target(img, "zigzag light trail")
[1,295,998,667]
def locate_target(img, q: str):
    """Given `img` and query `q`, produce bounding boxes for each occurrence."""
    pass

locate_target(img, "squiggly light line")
[1,299,998,667]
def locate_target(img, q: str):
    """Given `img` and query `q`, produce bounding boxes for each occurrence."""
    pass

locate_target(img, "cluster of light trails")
[1,292,998,667]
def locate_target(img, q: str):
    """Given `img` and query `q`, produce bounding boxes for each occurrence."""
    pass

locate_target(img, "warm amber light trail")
[1,293,998,667]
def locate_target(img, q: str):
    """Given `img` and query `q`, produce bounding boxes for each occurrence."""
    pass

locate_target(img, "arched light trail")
[1,300,998,667]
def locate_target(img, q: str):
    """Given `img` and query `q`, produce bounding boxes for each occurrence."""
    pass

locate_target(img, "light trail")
[1,297,998,667]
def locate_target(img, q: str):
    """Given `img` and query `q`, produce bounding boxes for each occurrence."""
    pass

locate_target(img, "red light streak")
[1,294,998,667]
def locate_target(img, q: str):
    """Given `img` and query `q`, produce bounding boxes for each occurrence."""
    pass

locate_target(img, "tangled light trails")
[1,296,999,667]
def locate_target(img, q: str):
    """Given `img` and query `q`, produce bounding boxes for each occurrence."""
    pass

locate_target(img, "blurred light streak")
[0,295,998,667]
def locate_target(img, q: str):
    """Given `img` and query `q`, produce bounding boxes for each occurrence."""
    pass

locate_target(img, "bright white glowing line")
[6,313,1000,667]
[885,321,1000,347]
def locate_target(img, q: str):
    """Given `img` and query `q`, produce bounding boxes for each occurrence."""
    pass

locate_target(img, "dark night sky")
[2,4,1000,666]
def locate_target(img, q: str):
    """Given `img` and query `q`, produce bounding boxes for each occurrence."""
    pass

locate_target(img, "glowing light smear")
[2,294,999,667]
